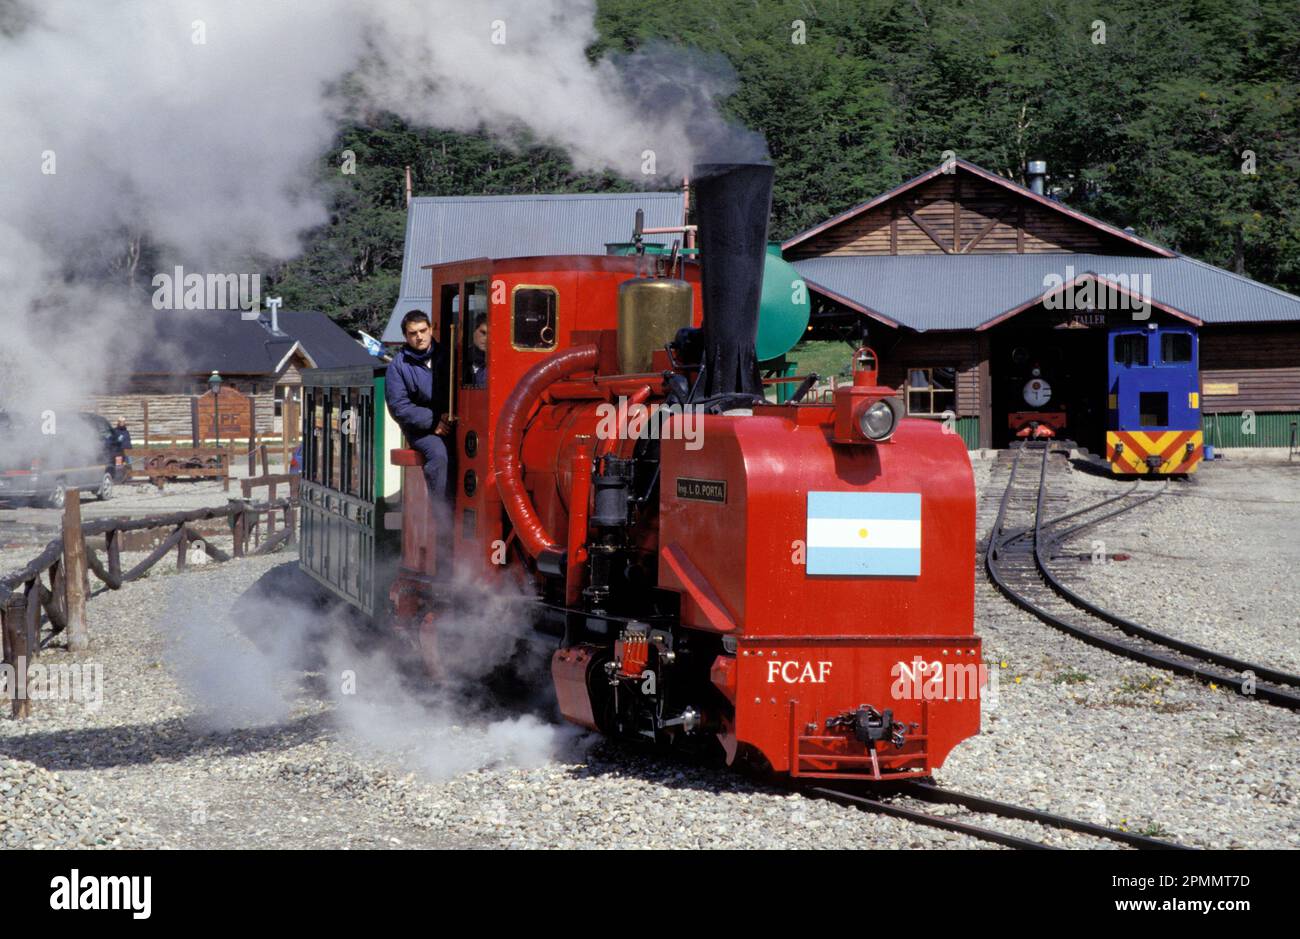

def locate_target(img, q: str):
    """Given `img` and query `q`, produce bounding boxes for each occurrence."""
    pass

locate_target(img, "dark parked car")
[0,411,120,507]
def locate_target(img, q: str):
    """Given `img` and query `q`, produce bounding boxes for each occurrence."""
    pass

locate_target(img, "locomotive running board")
[788,700,931,781]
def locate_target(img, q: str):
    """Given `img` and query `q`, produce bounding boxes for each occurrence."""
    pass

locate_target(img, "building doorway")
[989,321,1108,450]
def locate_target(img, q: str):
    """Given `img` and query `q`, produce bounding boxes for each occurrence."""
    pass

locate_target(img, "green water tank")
[607,242,810,364]
[757,242,811,363]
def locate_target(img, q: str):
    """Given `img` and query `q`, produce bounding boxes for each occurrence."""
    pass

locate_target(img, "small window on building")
[1161,332,1192,364]
[906,367,956,416]
[1114,334,1148,367]
[512,286,557,350]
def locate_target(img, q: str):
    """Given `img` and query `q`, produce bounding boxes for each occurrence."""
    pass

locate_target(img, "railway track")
[806,780,1189,850]
[987,442,1300,709]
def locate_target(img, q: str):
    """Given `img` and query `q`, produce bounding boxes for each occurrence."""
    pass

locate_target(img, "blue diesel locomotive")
[1105,323,1203,474]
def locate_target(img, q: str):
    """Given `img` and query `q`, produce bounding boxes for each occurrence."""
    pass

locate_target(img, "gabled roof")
[116,310,376,376]
[782,159,1174,258]
[793,254,1300,332]
[383,191,684,342]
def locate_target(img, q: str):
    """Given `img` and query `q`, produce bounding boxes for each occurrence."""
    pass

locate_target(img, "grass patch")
[787,340,856,382]
[1053,669,1091,685]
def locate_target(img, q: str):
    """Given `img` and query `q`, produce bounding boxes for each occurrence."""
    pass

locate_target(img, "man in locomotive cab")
[469,312,487,388]
[385,310,453,497]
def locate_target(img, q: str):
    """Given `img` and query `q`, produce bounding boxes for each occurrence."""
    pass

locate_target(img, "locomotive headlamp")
[831,346,904,446]
[858,397,902,441]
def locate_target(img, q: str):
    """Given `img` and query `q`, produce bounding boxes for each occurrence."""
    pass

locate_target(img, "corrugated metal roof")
[792,254,1300,332]
[384,191,683,342]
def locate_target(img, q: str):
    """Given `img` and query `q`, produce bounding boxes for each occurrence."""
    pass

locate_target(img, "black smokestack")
[694,163,774,399]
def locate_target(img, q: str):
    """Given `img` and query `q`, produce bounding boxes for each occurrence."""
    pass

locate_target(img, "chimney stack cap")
[1027,159,1047,174]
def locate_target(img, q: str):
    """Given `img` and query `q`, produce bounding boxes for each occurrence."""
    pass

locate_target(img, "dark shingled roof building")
[120,309,378,379]
[97,308,378,439]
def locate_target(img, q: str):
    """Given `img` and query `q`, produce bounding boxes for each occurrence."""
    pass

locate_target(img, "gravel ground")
[0,452,1294,850]
[945,454,1300,849]
[1068,460,1300,675]
[0,550,993,849]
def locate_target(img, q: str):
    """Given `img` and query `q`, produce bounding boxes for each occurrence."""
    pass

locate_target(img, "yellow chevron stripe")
[1109,430,1203,474]
[1112,434,1203,473]
[1170,431,1204,474]
[1146,431,1176,453]
[1108,432,1144,473]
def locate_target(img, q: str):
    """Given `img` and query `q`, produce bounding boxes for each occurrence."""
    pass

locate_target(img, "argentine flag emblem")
[806,491,922,576]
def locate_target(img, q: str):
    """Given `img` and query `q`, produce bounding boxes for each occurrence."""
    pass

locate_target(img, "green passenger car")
[298,365,403,617]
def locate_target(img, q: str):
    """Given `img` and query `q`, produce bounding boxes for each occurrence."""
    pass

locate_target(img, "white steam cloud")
[4,0,760,771]
[164,561,585,778]
[0,0,763,415]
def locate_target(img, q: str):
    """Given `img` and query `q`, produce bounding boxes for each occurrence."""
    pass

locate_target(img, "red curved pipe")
[493,344,600,573]
[596,383,652,459]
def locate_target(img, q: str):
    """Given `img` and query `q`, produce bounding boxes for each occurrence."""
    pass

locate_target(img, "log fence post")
[2,593,30,718]
[232,502,247,558]
[106,529,122,582]
[62,490,89,652]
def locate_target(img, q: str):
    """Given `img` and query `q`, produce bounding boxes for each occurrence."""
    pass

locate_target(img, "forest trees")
[272,0,1300,333]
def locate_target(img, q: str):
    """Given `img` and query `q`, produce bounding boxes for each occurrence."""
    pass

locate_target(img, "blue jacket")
[385,342,449,439]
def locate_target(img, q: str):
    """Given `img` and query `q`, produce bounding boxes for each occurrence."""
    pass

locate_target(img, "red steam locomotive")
[301,164,983,780]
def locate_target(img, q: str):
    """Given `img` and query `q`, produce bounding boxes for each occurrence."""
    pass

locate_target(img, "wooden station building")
[785,159,1300,450]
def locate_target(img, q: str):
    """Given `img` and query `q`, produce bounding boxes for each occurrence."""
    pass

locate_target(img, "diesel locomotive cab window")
[1114,334,1148,367]
[1140,391,1169,427]
[512,286,557,350]
[1161,332,1193,364]
[906,367,955,416]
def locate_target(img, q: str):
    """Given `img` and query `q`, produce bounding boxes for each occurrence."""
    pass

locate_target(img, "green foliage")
[272,0,1300,332]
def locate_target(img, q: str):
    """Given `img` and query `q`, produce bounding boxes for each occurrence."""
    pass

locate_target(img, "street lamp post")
[208,371,224,448]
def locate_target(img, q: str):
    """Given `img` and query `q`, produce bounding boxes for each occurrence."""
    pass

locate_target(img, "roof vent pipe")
[1027,160,1047,196]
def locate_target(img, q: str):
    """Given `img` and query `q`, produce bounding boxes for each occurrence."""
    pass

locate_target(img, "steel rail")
[806,780,1189,850]
[804,784,1053,850]
[986,444,1300,709]
[1035,508,1300,692]
[902,781,1190,850]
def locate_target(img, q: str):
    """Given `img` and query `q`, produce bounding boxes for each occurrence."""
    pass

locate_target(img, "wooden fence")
[125,445,232,490]
[0,490,296,718]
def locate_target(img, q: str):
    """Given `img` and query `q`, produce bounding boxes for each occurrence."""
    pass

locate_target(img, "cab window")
[512,286,557,350]
[1160,332,1192,364]
[1114,334,1148,367]
[462,280,489,387]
